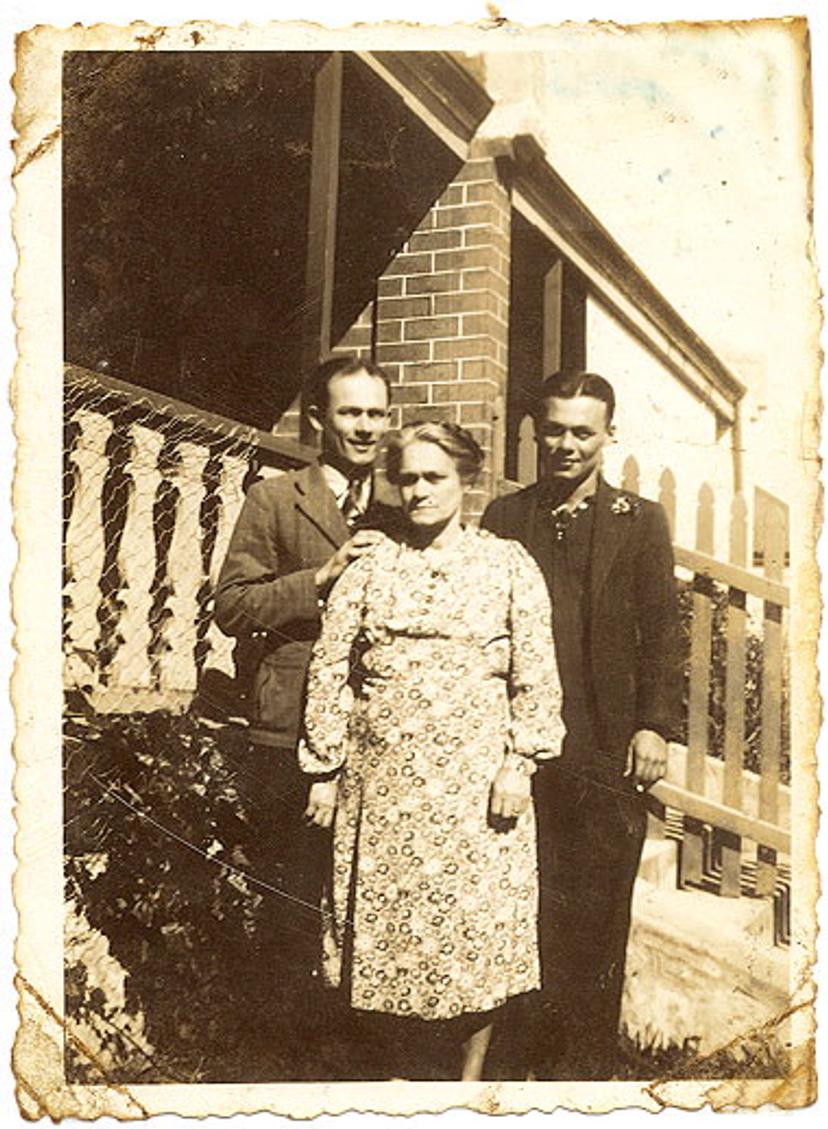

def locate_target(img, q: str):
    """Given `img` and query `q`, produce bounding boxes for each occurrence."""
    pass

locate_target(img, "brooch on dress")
[610,494,639,516]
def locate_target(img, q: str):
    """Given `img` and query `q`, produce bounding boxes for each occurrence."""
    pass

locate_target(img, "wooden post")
[648,470,670,844]
[160,442,209,699]
[542,259,586,376]
[299,52,344,446]
[204,450,264,680]
[718,492,748,897]
[64,409,113,700]
[107,424,164,696]
[681,483,715,887]
[755,496,787,896]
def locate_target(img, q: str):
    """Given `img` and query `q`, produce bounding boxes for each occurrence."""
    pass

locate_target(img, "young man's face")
[311,370,391,473]
[535,395,612,489]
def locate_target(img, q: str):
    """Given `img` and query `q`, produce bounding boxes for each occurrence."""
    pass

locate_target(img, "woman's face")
[396,440,466,532]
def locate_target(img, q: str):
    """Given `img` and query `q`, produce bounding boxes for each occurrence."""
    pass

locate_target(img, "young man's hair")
[306,354,392,414]
[532,370,616,426]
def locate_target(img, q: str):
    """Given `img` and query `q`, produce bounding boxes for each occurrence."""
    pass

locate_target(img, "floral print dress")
[299,528,564,1021]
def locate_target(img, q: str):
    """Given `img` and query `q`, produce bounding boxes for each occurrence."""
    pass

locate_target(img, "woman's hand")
[304,779,339,828]
[490,764,531,821]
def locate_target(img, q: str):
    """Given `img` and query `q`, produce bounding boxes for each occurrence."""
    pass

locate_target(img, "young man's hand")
[625,729,668,791]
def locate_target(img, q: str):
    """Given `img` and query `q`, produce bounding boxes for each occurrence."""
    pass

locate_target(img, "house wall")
[586,296,737,551]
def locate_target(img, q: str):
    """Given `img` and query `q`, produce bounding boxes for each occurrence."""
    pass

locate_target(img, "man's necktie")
[341,476,364,528]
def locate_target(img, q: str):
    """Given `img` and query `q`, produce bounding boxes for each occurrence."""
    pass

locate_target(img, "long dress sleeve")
[297,553,371,776]
[503,540,566,770]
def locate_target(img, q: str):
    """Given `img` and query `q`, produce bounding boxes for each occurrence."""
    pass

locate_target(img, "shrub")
[64,708,270,1082]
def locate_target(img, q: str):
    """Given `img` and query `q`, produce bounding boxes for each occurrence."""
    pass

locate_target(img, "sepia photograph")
[8,4,822,1120]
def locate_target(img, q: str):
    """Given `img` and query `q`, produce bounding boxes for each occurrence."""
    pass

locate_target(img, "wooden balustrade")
[62,364,314,712]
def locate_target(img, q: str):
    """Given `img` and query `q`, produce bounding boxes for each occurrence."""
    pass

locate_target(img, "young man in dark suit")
[481,371,682,1079]
[214,354,399,1074]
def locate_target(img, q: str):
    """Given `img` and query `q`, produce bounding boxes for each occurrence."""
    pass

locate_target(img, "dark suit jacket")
[214,464,400,748]
[481,477,682,780]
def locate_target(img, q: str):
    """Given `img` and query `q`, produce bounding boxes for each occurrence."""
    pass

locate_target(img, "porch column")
[543,258,587,375]
[299,52,343,445]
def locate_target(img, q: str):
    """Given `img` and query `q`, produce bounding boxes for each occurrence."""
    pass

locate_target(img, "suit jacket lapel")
[294,464,349,549]
[590,479,635,606]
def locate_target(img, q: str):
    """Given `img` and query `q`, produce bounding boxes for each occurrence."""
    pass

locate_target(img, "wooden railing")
[647,475,790,914]
[63,364,315,713]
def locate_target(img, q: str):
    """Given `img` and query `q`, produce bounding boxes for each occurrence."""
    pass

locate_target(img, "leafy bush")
[65,708,271,1082]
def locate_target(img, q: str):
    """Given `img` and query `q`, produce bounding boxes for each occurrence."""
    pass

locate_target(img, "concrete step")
[637,838,679,889]
[624,878,789,1056]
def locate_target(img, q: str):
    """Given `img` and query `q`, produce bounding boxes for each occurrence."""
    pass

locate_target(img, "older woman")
[299,422,564,1080]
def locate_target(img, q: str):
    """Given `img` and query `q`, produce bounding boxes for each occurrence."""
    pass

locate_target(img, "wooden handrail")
[65,364,317,469]
[673,545,789,607]
[651,780,790,856]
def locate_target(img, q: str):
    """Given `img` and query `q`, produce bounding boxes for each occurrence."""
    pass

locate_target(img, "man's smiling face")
[535,394,611,489]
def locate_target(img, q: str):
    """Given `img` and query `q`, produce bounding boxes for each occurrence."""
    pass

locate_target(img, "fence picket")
[621,455,640,494]
[658,468,676,539]
[718,493,748,897]
[756,501,786,895]
[681,483,715,888]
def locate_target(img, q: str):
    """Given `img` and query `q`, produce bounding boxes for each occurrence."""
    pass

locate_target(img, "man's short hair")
[306,354,392,414]
[533,370,616,426]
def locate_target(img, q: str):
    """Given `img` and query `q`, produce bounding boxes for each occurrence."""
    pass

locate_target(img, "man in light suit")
[214,354,400,1073]
[482,371,682,1080]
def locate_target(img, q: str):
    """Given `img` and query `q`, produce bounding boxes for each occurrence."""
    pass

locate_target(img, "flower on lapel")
[610,494,639,516]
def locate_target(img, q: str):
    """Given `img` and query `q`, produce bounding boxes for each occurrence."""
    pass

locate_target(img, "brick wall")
[274,149,512,522]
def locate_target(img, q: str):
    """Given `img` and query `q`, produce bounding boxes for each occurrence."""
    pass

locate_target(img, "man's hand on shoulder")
[315,529,387,592]
[625,728,668,792]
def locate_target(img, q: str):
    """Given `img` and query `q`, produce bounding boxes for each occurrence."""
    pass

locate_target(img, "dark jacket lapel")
[293,464,349,549]
[590,478,636,606]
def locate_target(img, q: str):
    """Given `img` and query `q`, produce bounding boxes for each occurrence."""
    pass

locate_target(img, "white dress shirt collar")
[320,462,372,513]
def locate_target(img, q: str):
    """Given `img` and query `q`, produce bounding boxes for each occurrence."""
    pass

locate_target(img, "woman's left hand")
[490,765,531,821]
[305,779,339,828]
